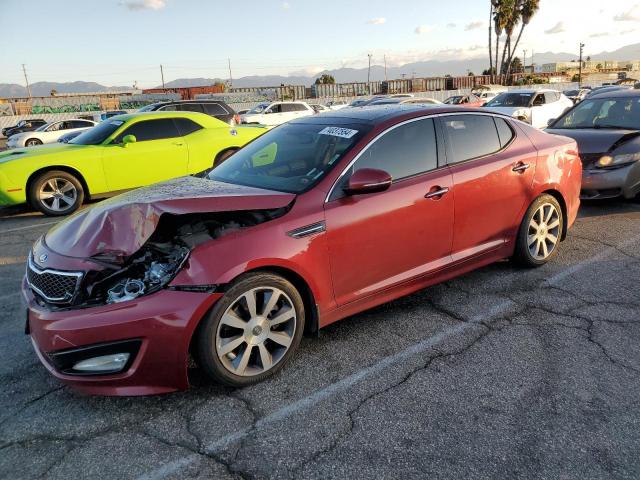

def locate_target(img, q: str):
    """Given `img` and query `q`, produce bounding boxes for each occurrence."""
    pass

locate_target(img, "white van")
[240,101,315,126]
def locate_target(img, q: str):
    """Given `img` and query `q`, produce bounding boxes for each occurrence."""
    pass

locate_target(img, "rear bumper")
[24,278,223,396]
[581,162,640,200]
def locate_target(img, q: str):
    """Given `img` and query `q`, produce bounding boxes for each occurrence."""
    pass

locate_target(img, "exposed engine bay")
[32,207,290,310]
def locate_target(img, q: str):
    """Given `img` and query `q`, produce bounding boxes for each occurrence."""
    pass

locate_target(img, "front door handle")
[512,162,530,173]
[173,142,184,146]
[425,186,449,199]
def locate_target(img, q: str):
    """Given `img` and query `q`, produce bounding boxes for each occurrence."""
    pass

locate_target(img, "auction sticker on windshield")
[318,126,358,139]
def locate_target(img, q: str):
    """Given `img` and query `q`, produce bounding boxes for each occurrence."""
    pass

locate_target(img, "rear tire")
[195,272,305,387]
[28,170,84,216]
[513,194,564,267]
[25,138,42,147]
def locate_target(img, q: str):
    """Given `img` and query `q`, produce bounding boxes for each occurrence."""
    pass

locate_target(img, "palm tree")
[506,0,540,75]
[489,2,494,79]
[499,0,520,75]
[493,0,514,80]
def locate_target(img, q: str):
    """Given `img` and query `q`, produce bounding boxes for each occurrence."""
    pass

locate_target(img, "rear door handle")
[425,187,449,199]
[512,162,530,173]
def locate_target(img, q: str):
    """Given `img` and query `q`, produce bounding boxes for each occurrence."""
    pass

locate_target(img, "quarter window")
[178,103,204,113]
[494,118,515,148]
[173,118,203,136]
[441,115,501,163]
[345,118,438,182]
[113,119,180,143]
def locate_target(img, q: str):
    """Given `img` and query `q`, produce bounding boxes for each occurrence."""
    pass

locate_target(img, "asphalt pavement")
[0,199,639,479]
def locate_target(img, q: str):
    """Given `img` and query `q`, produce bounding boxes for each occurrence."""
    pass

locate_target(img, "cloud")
[589,32,609,38]
[119,0,166,11]
[464,20,484,31]
[366,17,386,25]
[414,25,434,34]
[447,22,457,28]
[544,22,565,34]
[614,4,640,21]
[281,2,290,9]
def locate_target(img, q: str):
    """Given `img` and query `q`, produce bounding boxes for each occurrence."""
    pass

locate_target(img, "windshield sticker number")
[318,127,358,139]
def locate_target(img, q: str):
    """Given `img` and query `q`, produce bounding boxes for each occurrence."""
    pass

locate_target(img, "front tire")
[196,272,305,387]
[28,170,84,216]
[25,138,42,147]
[513,194,564,267]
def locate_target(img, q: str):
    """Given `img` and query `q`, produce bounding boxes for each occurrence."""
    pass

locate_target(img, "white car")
[483,89,573,129]
[7,119,97,148]
[325,100,348,110]
[472,85,508,104]
[240,101,315,126]
[309,104,331,114]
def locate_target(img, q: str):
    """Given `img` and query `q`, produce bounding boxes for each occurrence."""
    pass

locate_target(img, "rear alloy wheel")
[196,272,305,386]
[29,170,84,216]
[25,138,42,147]
[514,194,563,267]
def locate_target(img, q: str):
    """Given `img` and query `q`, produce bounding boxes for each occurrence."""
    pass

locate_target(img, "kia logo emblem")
[38,254,48,263]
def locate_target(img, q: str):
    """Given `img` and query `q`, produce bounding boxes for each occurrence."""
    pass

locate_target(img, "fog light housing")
[73,353,130,373]
[47,339,141,376]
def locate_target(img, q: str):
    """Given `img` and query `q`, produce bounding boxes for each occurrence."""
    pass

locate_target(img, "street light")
[578,43,585,87]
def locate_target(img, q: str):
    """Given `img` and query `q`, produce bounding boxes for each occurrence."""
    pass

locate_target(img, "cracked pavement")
[1,199,639,479]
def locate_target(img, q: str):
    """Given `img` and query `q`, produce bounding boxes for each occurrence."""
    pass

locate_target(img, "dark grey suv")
[139,100,239,125]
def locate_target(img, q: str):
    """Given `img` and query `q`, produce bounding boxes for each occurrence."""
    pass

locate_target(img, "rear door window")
[178,103,204,113]
[202,103,228,115]
[441,115,502,164]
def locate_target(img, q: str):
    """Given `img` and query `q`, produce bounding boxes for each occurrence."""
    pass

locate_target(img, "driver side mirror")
[122,134,137,147]
[343,168,392,196]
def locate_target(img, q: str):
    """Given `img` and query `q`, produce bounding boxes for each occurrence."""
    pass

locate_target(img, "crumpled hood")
[45,176,296,259]
[544,128,640,155]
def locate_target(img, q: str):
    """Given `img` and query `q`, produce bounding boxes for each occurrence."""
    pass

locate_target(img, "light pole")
[523,49,527,72]
[578,43,585,87]
[367,54,372,93]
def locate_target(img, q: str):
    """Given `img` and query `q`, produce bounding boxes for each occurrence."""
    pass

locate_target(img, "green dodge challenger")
[0,111,267,216]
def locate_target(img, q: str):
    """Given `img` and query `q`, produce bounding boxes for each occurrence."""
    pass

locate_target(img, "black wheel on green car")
[28,170,84,216]
[195,272,305,387]
[214,147,239,167]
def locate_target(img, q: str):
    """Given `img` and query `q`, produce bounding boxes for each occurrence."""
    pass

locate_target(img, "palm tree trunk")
[506,23,526,75]
[495,34,500,83]
[489,4,494,79]
[500,34,510,76]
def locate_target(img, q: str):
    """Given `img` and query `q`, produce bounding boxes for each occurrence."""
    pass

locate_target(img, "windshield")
[485,92,533,107]
[35,123,50,132]
[247,103,270,114]
[564,90,579,96]
[208,122,371,193]
[69,120,125,145]
[138,104,160,112]
[444,96,463,105]
[551,96,640,130]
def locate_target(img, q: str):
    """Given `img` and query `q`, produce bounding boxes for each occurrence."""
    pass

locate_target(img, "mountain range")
[2,43,639,98]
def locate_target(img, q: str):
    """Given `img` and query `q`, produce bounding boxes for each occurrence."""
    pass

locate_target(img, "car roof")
[589,89,640,99]
[291,104,500,125]
[109,110,224,127]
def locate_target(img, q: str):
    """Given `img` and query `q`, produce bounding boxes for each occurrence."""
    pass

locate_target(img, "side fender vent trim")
[287,221,326,239]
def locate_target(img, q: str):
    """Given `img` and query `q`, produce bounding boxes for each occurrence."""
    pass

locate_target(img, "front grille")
[26,256,83,304]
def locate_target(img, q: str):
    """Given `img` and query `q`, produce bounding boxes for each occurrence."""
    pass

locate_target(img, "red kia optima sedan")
[23,105,581,396]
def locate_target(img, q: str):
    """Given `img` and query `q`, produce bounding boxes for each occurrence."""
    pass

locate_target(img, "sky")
[1,0,639,88]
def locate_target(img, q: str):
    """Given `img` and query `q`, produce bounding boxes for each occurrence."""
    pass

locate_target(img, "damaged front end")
[29,207,290,310]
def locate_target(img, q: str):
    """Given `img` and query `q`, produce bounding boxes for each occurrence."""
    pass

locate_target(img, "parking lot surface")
[1,199,639,479]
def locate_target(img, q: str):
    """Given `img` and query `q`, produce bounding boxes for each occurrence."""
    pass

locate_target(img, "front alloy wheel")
[29,170,85,216]
[196,272,305,386]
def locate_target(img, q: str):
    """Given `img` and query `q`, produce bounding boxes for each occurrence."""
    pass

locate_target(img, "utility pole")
[578,42,585,87]
[523,49,527,72]
[228,58,233,88]
[367,54,372,91]
[384,55,388,82]
[22,64,32,98]
[160,64,165,88]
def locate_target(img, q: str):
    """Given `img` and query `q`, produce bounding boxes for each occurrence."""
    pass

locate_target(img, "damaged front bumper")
[24,278,223,396]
